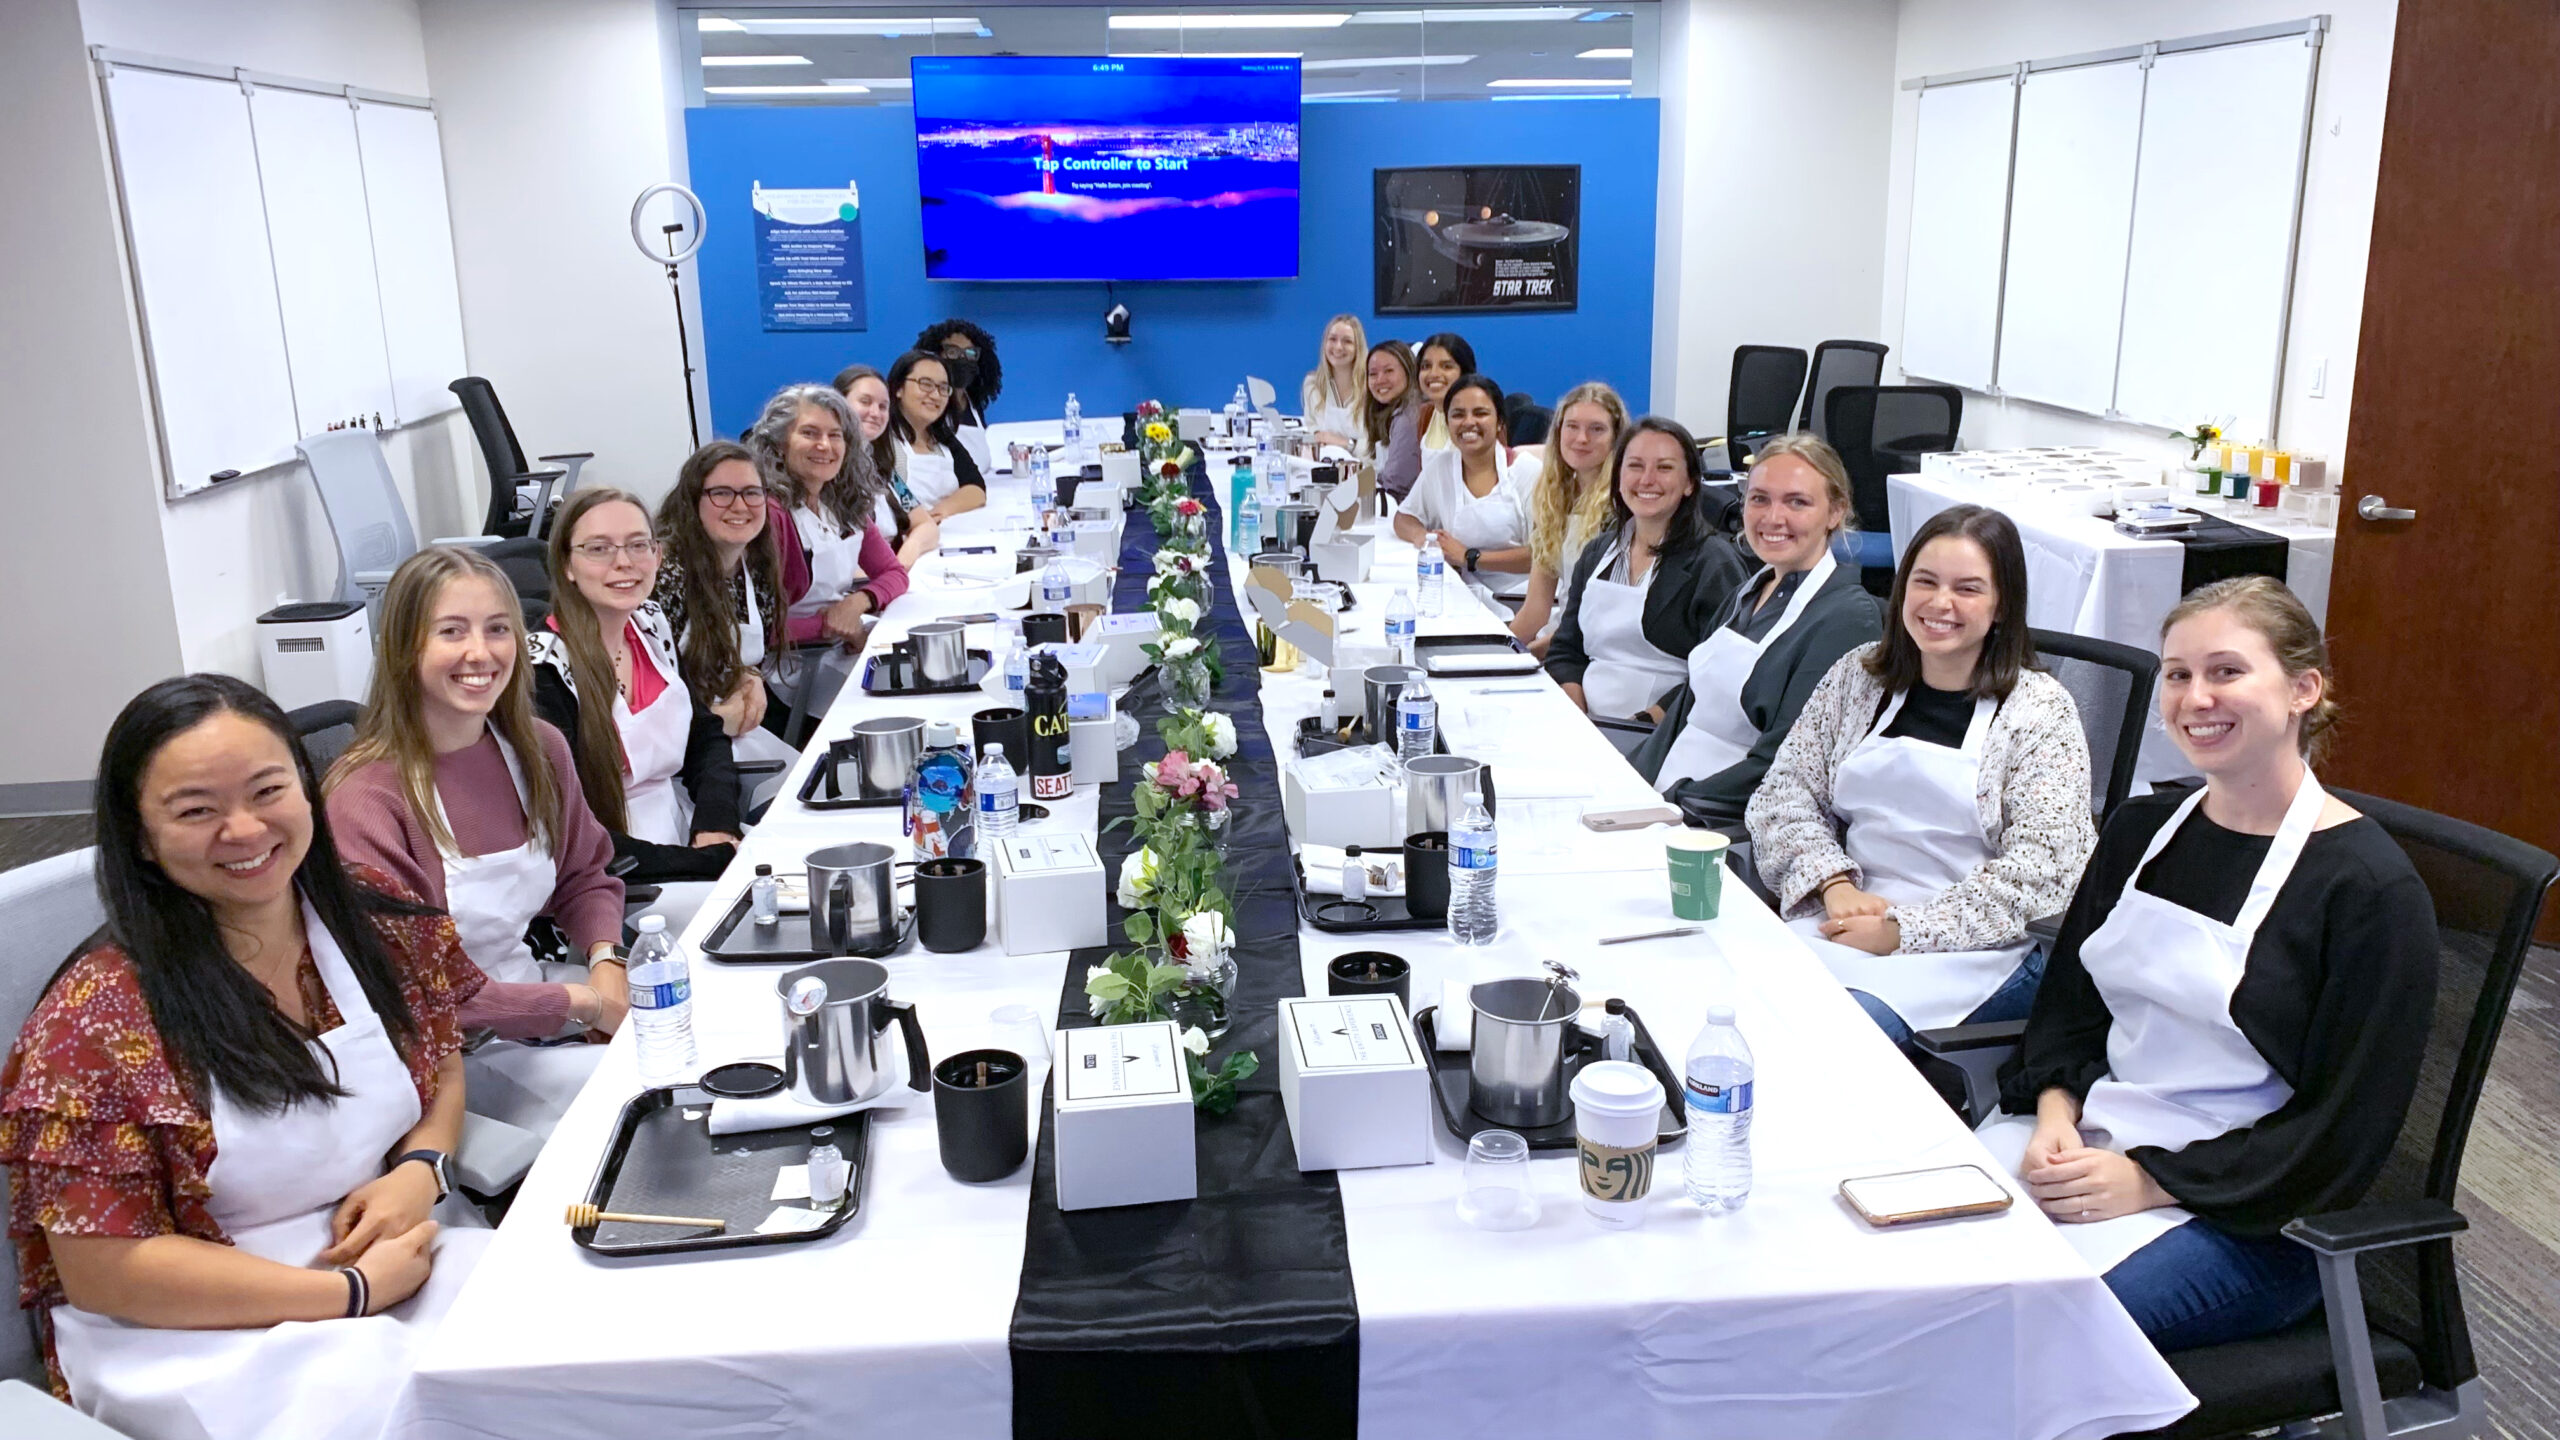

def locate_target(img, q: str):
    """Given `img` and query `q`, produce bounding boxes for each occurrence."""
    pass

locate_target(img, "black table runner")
[2170,511,2292,592]
[1010,470,1360,1440]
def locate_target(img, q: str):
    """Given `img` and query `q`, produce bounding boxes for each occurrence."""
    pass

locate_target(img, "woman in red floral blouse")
[0,675,492,1439]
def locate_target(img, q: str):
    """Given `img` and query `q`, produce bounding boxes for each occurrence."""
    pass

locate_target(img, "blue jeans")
[1849,947,2047,1047]
[2104,1216,2323,1351]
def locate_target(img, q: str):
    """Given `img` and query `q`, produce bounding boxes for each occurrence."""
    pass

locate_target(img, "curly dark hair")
[913,317,1002,414]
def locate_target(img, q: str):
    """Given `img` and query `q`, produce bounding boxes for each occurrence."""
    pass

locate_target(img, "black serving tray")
[1413,632,1538,678]
[572,1086,872,1257]
[1293,714,1450,760]
[1409,1002,1685,1152]
[699,887,913,965]
[795,760,902,811]
[861,648,994,697]
[1293,856,1444,933]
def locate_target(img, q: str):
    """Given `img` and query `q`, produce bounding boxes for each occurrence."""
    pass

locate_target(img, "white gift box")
[1276,994,1433,1172]
[993,832,1107,955]
[1309,530,1374,585]
[1054,1020,1198,1211]
[1281,752,1401,849]
[1088,612,1162,687]
[1070,708,1119,787]
[1071,517,1119,565]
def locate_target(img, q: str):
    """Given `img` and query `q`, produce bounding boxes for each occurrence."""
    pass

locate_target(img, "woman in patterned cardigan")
[1747,503,2096,1043]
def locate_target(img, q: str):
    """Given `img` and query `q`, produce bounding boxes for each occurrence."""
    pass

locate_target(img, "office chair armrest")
[429,534,503,549]
[1909,1019,2029,1055]
[2025,912,2066,946]
[354,567,397,595]
[735,759,790,779]
[456,1111,544,1196]
[2283,1200,2468,1256]
[622,885,662,908]
[1909,1019,2026,1127]
[536,452,596,464]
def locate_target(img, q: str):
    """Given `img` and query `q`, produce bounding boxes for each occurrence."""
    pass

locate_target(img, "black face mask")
[941,355,979,394]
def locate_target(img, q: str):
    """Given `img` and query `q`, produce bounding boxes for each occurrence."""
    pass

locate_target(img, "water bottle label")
[1453,842,1497,871]
[1684,1077,1753,1115]
[633,975,690,1012]
[979,789,1014,814]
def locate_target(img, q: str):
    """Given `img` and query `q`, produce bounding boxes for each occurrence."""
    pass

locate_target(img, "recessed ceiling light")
[825,78,914,89]
[1107,50,1306,59]
[737,17,989,37]
[701,55,813,67]
[1109,13,1349,29]
[697,17,745,33]
[1349,8,1590,23]
[1577,47,1633,59]
[1300,53,1474,70]
[1486,76,1630,87]
[1310,88,1400,98]
[1490,92,1621,101]
[1306,94,1400,104]
[705,84,867,97]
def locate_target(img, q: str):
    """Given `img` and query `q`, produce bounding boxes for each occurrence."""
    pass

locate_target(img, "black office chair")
[1916,794,2552,1440]
[1504,392,1553,447]
[2026,629,2158,829]
[1798,340,1889,442]
[287,701,365,771]
[1826,385,1965,594]
[1725,345,1809,471]
[449,377,592,540]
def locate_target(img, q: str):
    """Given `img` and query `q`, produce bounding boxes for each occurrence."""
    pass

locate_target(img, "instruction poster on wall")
[1373,165,1579,314]
[753,180,866,331]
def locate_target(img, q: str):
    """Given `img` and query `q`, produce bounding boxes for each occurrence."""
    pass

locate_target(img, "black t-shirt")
[2001,790,2439,1236]
[1876,680,1977,748]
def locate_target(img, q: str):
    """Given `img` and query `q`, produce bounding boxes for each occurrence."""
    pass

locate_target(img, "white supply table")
[391,426,2194,1440]
[1247,509,2194,1440]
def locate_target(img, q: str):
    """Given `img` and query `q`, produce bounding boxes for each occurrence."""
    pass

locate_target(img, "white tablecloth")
[1251,527,2196,1440]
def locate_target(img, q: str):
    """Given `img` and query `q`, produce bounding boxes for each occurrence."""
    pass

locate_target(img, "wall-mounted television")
[910,56,1301,282]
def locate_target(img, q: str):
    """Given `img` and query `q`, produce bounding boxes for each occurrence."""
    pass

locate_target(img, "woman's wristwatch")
[392,1148,452,1202]
[1464,546,1483,573]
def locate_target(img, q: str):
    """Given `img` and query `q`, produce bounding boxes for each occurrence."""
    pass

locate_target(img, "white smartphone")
[1581,803,1684,832]
[1839,1165,2015,1227]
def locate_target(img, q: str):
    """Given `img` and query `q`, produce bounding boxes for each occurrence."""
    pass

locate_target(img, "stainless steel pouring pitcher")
[779,958,931,1105]
[806,842,901,954]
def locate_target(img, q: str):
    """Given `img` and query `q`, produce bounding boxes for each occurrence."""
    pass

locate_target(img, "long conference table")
[389,418,2197,1439]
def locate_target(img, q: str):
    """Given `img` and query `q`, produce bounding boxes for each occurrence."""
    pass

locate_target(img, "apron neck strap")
[429,729,538,861]
[2136,770,2330,938]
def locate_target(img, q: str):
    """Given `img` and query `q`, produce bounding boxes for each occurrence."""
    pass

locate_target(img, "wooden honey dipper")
[564,1202,725,1231]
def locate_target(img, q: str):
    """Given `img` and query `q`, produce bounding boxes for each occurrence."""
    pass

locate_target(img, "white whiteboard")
[1996,60,2146,416]
[104,67,301,493]
[354,101,469,427]
[249,86,396,435]
[2113,37,2315,440]
[1899,77,2016,391]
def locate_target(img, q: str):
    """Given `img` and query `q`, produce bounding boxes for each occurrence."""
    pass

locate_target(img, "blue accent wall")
[686,98,1658,437]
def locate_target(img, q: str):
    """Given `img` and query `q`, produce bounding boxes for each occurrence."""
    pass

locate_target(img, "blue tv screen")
[910,56,1301,282]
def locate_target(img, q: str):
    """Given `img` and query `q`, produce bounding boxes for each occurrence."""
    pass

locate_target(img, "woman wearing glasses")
[886,349,988,521]
[834,363,941,567]
[527,488,744,887]
[915,317,1001,474]
[651,441,798,765]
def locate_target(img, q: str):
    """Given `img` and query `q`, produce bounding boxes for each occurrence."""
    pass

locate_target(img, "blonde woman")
[1301,313,1368,451]
[1977,577,2435,1353]
[327,546,628,1137]
[1509,381,1627,654]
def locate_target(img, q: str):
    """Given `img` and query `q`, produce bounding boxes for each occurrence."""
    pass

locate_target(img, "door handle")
[2357,494,2416,522]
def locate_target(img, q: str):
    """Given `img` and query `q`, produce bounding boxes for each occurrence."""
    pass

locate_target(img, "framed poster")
[753,180,866,332]
[1373,165,1580,314]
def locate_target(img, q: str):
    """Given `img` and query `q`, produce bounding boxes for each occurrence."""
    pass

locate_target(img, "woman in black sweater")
[1544,417,1750,722]
[1978,576,2437,1353]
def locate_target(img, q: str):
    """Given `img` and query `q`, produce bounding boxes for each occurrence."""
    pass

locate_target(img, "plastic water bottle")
[1062,393,1083,457]
[977,742,1021,839]
[1030,447,1055,515]
[1449,791,1497,946]
[1682,1005,1756,1212]
[1397,676,1437,763]
[1227,384,1248,435]
[749,863,780,928]
[1385,588,1417,665]
[905,720,975,861]
[1003,636,1029,697]
[1237,500,1261,556]
[1038,556,1072,614]
[627,915,696,1084]
[1418,536,1447,617]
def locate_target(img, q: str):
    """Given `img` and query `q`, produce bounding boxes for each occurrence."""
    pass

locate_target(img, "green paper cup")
[1666,830,1730,922]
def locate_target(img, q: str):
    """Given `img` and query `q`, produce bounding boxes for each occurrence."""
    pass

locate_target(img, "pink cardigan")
[771,503,910,646]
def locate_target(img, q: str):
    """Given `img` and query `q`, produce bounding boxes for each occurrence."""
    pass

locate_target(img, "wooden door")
[2324,0,2560,932]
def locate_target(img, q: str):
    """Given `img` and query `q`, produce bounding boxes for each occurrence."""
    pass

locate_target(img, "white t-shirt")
[1394,447,1539,598]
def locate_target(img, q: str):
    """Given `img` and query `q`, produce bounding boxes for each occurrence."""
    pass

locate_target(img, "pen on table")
[1469,686,1543,696]
[1598,925,1703,946]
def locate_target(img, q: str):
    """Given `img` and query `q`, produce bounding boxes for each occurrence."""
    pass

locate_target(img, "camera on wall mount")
[1103,292,1132,346]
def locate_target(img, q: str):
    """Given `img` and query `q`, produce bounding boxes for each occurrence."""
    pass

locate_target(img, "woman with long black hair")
[2,675,490,1438]
[884,349,989,521]
[914,317,1002,475]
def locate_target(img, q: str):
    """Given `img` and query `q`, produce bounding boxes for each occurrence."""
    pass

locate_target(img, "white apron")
[735,571,767,669]
[1977,776,2321,1273]
[1575,539,1688,718]
[952,421,993,477]
[1432,456,1529,598]
[899,439,962,509]
[437,733,604,1135]
[614,661,696,847]
[50,907,493,1440]
[791,503,870,617]
[1791,689,2034,1031]
[1656,553,1837,791]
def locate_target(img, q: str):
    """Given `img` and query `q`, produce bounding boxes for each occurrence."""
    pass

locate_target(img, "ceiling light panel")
[697,17,744,33]
[1299,53,1474,70]
[1108,13,1350,29]
[705,84,867,96]
[825,78,915,88]
[1348,7,1591,23]
[1485,76,1631,86]
[700,55,813,67]
[1577,47,1632,59]
[736,17,989,37]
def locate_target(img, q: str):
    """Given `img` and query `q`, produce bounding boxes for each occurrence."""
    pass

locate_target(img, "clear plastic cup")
[990,1003,1051,1063]
[1458,1129,1541,1231]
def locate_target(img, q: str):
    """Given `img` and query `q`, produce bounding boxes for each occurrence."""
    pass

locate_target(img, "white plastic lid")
[985,742,1005,758]
[1706,1004,1736,1026]
[636,915,665,933]
[1569,1059,1663,1117]
[928,720,959,747]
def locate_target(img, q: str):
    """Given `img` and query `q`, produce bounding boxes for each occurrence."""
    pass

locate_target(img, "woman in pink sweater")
[325,547,626,1137]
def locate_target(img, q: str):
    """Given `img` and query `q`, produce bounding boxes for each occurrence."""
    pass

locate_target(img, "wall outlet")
[2307,358,2328,399]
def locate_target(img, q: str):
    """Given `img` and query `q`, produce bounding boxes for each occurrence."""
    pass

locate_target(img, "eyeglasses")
[571,537,661,562]
[940,345,980,361]
[703,486,766,510]
[907,377,953,398]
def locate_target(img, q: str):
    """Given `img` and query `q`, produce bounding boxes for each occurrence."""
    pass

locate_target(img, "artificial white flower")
[1180,910,1233,967]
[1116,846,1160,908]
[1152,549,1199,573]
[1181,1025,1210,1057]
[1159,596,1203,625]
[1161,636,1202,660]
[1203,712,1238,758]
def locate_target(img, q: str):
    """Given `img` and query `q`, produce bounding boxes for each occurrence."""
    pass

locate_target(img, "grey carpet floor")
[1,814,2552,1434]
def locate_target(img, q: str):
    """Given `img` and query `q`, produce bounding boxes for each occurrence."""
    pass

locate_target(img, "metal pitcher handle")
[882,998,932,1092]
[826,870,853,954]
